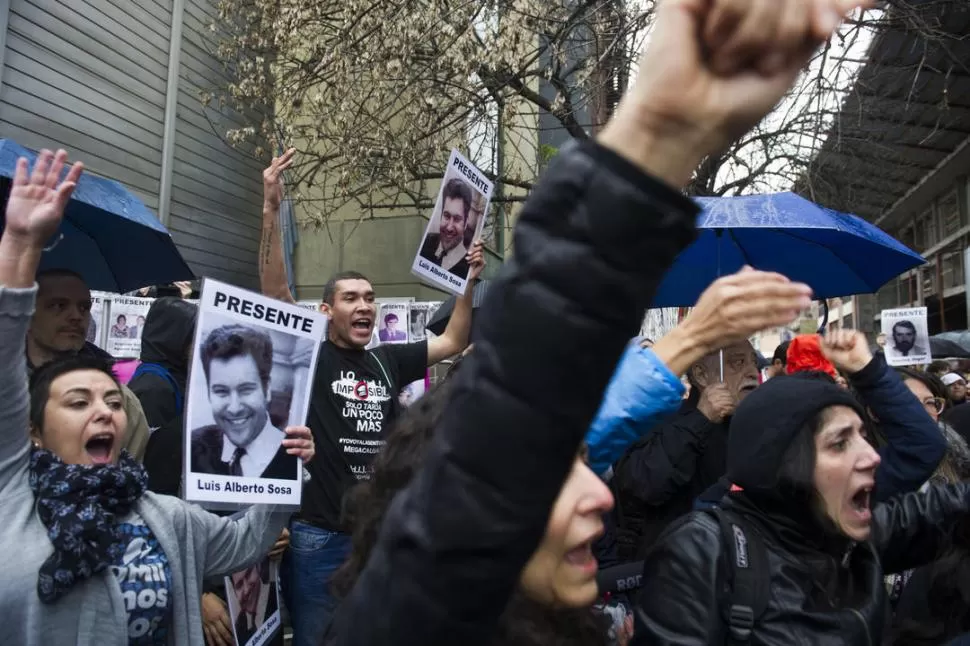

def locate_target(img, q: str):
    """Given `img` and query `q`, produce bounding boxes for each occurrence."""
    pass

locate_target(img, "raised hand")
[5,149,82,247]
[821,328,873,374]
[262,147,295,210]
[697,382,737,423]
[681,266,813,351]
[283,425,315,463]
[466,240,486,282]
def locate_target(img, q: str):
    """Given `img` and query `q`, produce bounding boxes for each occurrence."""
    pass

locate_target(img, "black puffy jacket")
[634,485,970,646]
[331,141,699,646]
[634,373,970,646]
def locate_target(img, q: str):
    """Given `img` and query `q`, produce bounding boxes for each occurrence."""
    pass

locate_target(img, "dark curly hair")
[330,380,610,646]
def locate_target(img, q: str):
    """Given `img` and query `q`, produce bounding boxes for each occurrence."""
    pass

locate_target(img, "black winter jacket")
[129,296,197,430]
[330,141,699,646]
[634,484,970,645]
[613,394,728,560]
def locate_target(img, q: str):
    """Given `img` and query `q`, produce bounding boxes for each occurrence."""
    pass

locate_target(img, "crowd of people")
[5,0,970,645]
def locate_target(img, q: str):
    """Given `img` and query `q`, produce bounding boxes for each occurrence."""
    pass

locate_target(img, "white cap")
[942,373,966,387]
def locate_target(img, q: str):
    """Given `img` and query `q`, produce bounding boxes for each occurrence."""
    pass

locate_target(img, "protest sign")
[88,291,109,349]
[412,149,493,296]
[105,295,153,357]
[184,279,326,509]
[408,303,433,343]
[225,557,282,646]
[881,307,931,367]
[399,372,430,408]
[378,302,409,344]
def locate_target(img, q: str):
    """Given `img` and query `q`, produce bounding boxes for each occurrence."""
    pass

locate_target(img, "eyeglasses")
[922,397,946,415]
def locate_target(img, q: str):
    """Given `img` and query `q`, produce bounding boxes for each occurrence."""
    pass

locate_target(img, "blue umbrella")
[651,192,925,307]
[0,139,194,292]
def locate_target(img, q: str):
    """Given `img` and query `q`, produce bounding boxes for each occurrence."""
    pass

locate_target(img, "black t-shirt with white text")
[300,340,427,530]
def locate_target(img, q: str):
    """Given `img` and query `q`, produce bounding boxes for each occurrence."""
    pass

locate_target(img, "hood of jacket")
[139,297,197,379]
[725,374,869,555]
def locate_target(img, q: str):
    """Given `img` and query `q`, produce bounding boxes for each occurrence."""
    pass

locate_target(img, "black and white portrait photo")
[881,307,931,367]
[189,323,301,481]
[225,558,282,646]
[411,149,493,296]
[184,279,325,508]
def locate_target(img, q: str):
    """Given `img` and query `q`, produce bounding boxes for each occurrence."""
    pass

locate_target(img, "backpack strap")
[710,507,769,644]
[132,362,183,412]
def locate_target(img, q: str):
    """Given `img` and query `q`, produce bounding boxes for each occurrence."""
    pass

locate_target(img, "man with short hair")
[890,320,927,358]
[27,269,150,460]
[378,312,406,342]
[766,339,790,379]
[259,149,483,644]
[190,324,298,480]
[418,178,474,278]
[612,341,760,559]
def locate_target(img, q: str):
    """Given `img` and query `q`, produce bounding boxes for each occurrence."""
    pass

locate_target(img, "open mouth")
[739,383,758,395]
[849,486,873,521]
[85,433,115,464]
[351,318,372,332]
[565,541,598,573]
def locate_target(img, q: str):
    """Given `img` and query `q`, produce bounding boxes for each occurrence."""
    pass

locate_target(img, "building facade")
[0,0,267,289]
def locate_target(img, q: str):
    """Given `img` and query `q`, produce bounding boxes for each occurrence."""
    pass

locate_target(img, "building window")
[924,207,939,249]
[941,243,965,290]
[877,277,898,310]
[939,189,962,238]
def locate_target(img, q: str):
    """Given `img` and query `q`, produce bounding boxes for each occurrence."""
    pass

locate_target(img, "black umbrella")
[426,280,491,336]
[930,336,970,360]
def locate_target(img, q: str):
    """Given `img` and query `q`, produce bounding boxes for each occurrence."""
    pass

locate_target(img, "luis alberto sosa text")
[197,480,293,495]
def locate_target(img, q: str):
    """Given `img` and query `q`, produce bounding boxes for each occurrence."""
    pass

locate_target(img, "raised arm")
[426,241,485,366]
[821,329,946,500]
[259,148,296,304]
[334,0,850,642]
[587,268,820,476]
[0,149,82,492]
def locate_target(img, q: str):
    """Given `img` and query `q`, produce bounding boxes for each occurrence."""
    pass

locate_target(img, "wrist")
[597,100,711,189]
[652,323,712,377]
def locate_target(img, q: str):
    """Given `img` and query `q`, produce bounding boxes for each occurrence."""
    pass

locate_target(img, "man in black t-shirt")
[258,148,484,646]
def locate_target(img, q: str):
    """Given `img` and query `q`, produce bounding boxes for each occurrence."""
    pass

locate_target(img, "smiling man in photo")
[419,178,474,278]
[190,324,297,480]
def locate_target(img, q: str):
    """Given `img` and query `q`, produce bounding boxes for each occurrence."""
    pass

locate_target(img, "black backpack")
[707,507,770,644]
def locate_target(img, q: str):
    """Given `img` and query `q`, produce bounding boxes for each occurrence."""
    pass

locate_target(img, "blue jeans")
[281,521,352,646]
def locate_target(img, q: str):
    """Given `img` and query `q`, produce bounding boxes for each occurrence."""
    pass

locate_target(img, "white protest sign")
[881,307,931,367]
[105,295,153,358]
[399,374,428,408]
[411,149,493,296]
[88,291,110,350]
[408,303,432,342]
[378,302,410,344]
[225,557,282,646]
[184,279,326,509]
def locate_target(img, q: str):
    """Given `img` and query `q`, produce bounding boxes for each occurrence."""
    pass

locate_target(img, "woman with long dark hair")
[634,330,970,645]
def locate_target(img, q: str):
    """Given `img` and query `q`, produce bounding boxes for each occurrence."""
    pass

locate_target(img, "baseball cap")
[942,373,966,386]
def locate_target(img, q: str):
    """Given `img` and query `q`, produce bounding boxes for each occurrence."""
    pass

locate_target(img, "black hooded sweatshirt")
[128,297,197,430]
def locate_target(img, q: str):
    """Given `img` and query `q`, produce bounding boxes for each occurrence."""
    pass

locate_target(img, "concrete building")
[0,0,267,289]
[797,0,970,337]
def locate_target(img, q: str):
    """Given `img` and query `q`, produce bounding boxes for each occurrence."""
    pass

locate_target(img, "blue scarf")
[29,448,147,603]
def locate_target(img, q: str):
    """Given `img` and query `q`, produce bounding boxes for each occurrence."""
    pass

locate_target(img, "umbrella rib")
[725,227,878,296]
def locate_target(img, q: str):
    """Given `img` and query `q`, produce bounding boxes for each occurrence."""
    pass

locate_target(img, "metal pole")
[716,229,724,381]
